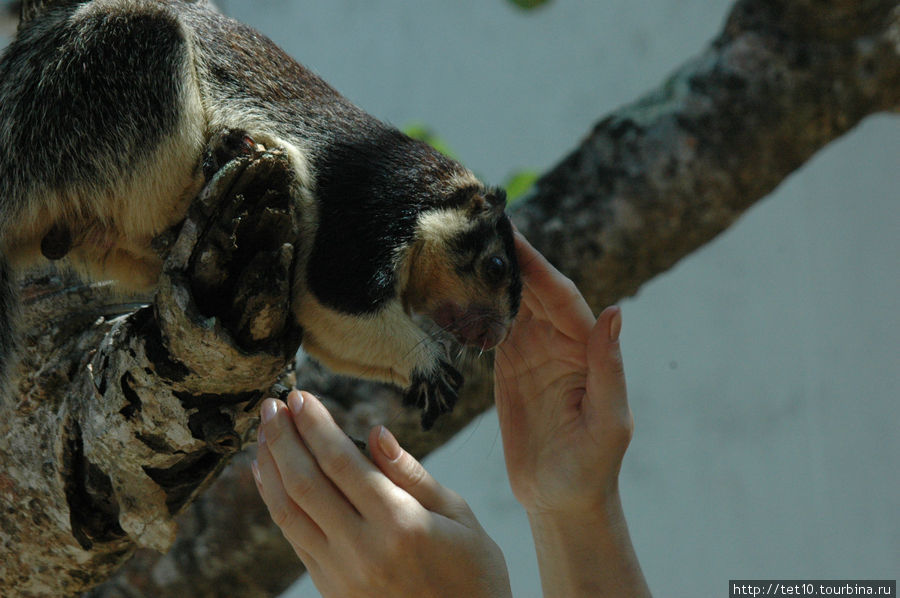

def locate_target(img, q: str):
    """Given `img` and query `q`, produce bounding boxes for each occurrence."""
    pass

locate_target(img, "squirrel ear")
[466,187,507,217]
[485,187,507,210]
[466,192,487,216]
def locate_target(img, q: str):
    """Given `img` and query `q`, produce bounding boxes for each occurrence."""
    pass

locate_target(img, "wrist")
[526,489,628,548]
[526,490,651,598]
[521,477,624,522]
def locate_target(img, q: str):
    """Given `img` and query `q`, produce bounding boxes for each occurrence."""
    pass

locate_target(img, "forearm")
[526,491,651,598]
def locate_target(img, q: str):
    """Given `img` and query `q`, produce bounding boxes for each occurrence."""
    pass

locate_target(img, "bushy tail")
[0,252,18,403]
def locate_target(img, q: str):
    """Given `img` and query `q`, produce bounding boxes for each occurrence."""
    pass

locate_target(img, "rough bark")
[515,0,900,308]
[0,0,897,596]
[1,150,304,596]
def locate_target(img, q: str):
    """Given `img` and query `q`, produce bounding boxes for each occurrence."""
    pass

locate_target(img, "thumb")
[368,425,473,522]
[585,306,633,447]
[586,305,627,399]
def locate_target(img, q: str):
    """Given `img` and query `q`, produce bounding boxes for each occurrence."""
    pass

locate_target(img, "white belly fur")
[294,293,436,388]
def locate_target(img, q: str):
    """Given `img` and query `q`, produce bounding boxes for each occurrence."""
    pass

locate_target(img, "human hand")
[494,232,634,516]
[253,391,512,598]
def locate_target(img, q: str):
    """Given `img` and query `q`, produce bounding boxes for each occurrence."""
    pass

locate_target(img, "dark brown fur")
[0,0,521,427]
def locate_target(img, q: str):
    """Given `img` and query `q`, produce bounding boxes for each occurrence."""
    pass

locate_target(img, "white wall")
[210,2,900,597]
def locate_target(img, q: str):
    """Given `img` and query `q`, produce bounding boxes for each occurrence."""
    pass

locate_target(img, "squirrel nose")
[455,319,507,351]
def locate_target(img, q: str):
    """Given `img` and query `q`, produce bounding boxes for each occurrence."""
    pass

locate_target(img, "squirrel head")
[402,186,521,351]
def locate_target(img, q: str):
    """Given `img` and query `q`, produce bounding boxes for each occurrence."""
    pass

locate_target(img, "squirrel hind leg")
[67,243,162,294]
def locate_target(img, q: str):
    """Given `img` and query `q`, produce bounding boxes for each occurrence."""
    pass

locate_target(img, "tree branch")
[87,2,900,595]
[516,0,900,308]
[1,150,303,596]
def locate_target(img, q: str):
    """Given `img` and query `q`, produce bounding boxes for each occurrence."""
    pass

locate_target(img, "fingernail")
[258,427,266,446]
[287,390,304,414]
[609,306,622,342]
[251,460,261,485]
[261,399,278,424]
[377,426,403,462]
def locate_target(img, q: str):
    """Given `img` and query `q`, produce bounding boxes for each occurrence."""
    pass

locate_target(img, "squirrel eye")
[484,255,508,284]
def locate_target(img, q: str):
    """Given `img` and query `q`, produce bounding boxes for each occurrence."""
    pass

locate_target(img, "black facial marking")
[450,220,493,261]
[496,214,522,317]
[308,129,469,314]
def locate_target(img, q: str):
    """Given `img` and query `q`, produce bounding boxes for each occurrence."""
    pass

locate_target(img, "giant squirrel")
[0,0,521,429]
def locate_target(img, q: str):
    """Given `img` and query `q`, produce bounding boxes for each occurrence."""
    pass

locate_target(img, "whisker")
[451,411,484,455]
[485,350,510,460]
[493,345,511,394]
[487,415,502,458]
[398,321,453,363]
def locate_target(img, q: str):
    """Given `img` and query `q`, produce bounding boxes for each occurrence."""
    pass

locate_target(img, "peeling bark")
[1,150,303,596]
[0,0,897,596]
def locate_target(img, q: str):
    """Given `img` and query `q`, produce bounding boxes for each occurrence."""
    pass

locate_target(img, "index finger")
[288,391,413,520]
[514,231,595,342]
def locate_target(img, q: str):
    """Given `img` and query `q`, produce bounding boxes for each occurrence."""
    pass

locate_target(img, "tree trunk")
[0,0,896,596]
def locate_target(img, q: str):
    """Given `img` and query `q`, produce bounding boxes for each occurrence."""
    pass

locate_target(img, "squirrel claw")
[202,128,266,180]
[403,361,463,430]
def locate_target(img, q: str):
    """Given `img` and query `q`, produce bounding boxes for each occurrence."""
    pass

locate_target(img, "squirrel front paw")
[403,361,464,430]
[189,138,301,351]
[202,128,266,180]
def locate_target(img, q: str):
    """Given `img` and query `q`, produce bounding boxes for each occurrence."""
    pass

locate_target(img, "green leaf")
[503,170,539,203]
[403,122,537,203]
[402,122,458,160]
[507,0,552,11]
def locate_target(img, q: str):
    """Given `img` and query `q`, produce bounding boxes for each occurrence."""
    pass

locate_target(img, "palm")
[496,311,595,510]
[494,233,632,514]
